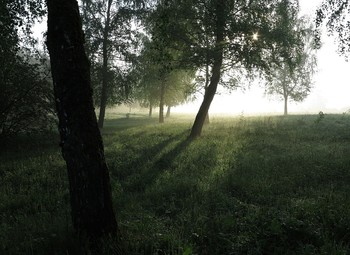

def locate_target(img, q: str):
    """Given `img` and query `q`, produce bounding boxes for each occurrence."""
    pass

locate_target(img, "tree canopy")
[316,0,350,58]
[0,0,54,137]
[146,0,304,137]
[265,14,317,115]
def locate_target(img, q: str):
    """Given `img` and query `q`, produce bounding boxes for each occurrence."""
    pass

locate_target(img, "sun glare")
[252,32,259,41]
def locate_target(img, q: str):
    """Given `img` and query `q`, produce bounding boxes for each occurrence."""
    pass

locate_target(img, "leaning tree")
[150,0,304,138]
[46,0,123,253]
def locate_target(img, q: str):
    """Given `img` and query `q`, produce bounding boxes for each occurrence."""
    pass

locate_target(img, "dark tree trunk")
[159,82,165,123]
[284,95,288,116]
[166,105,171,118]
[204,112,210,124]
[46,0,122,252]
[98,0,113,128]
[149,104,153,117]
[190,0,225,139]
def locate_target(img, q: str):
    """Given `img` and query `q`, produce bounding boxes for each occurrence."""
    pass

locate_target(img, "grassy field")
[1,113,350,254]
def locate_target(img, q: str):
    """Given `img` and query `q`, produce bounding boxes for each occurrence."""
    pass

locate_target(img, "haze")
[174,0,350,115]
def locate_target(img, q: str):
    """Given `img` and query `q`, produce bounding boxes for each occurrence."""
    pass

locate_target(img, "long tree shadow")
[137,136,194,190]
[110,130,190,189]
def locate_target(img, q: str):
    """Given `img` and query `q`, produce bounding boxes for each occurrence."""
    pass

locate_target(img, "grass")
[1,113,350,254]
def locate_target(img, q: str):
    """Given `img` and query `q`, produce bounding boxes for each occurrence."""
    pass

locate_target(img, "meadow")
[1,113,350,254]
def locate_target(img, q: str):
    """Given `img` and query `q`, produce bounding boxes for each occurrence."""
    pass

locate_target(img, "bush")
[0,54,56,137]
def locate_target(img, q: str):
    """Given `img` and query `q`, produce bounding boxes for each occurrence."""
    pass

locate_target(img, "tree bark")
[190,0,225,138]
[46,0,122,252]
[166,105,171,118]
[159,82,165,123]
[204,112,210,124]
[98,0,113,128]
[149,103,153,117]
[284,95,288,115]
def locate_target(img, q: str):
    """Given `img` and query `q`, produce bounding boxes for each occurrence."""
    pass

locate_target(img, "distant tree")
[266,16,317,115]
[145,1,190,123]
[164,69,196,117]
[46,0,123,252]
[80,0,142,128]
[316,0,350,58]
[134,38,195,121]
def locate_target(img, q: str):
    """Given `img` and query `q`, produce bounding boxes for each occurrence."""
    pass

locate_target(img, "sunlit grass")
[1,113,350,254]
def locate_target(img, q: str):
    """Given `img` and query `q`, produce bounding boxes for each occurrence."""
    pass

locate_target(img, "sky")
[174,0,350,115]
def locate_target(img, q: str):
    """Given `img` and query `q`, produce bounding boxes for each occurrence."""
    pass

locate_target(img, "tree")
[80,0,142,128]
[316,0,350,58]
[150,0,303,138]
[164,69,196,117]
[46,0,123,252]
[0,0,54,137]
[145,1,190,123]
[134,37,195,121]
[0,52,55,136]
[266,16,317,115]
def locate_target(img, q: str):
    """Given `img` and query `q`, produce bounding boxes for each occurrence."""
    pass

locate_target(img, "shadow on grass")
[142,136,193,187]
[112,130,190,190]
[102,117,158,133]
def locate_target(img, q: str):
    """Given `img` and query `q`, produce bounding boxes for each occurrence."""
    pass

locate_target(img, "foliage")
[147,0,306,137]
[164,69,196,107]
[134,57,196,110]
[0,53,55,136]
[4,0,46,35]
[80,0,143,107]
[0,1,55,137]
[151,0,302,78]
[316,0,350,58]
[2,114,350,254]
[132,34,196,115]
[265,14,317,114]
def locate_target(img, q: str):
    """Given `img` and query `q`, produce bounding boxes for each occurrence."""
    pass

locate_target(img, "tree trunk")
[203,29,211,126]
[204,112,210,124]
[46,0,122,252]
[149,104,153,117]
[159,82,165,123]
[284,95,288,116]
[166,105,171,118]
[98,0,113,128]
[190,0,225,139]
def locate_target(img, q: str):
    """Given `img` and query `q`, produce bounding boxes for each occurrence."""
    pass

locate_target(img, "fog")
[33,0,350,116]
[174,0,350,115]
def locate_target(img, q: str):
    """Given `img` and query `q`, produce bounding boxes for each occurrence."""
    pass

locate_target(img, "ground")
[1,113,350,254]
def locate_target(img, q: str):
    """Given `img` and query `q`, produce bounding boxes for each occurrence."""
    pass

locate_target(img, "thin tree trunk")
[166,105,171,118]
[284,95,288,115]
[149,104,153,117]
[98,0,113,128]
[46,0,122,253]
[159,82,165,123]
[190,0,225,139]
[203,29,211,125]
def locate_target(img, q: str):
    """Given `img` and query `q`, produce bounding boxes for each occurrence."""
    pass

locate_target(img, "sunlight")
[174,1,350,116]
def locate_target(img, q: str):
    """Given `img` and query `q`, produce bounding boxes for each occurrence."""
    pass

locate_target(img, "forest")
[1,0,350,254]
